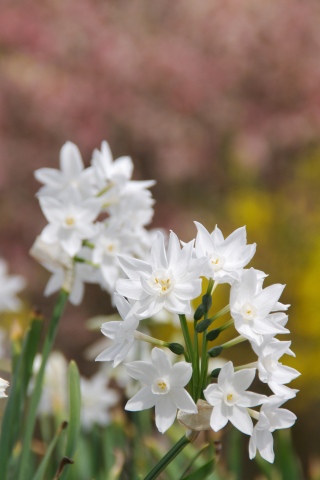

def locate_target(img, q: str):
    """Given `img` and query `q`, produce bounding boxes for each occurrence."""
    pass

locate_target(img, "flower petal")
[125,360,158,385]
[155,395,177,433]
[151,348,172,376]
[169,388,197,413]
[170,362,192,387]
[229,405,253,435]
[125,386,156,411]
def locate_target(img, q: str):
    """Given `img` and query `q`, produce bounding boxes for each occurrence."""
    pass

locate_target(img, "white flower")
[268,382,299,400]
[44,260,98,305]
[39,188,101,257]
[0,259,25,312]
[90,141,155,217]
[204,362,266,435]
[253,340,300,386]
[96,294,139,367]
[249,396,297,463]
[230,268,289,346]
[31,239,98,305]
[116,231,203,319]
[107,182,155,229]
[35,142,93,198]
[0,377,9,398]
[31,352,68,416]
[91,223,137,294]
[125,347,197,433]
[80,372,119,431]
[91,140,133,189]
[194,222,256,283]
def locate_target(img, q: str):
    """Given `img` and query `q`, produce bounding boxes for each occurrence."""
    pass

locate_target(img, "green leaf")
[17,290,69,480]
[0,310,43,478]
[33,421,68,480]
[182,459,215,480]
[274,430,303,480]
[65,361,81,459]
[58,360,81,480]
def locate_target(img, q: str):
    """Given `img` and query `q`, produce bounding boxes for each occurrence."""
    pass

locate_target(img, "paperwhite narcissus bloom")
[249,396,297,463]
[253,340,300,386]
[31,352,68,415]
[125,348,197,433]
[108,188,155,229]
[194,222,256,283]
[0,378,9,398]
[116,231,203,319]
[91,223,138,294]
[35,142,94,199]
[230,268,289,346]
[204,362,266,435]
[80,372,119,431]
[96,294,140,367]
[91,140,134,190]
[39,188,101,257]
[0,259,25,312]
[90,141,155,214]
[30,238,99,305]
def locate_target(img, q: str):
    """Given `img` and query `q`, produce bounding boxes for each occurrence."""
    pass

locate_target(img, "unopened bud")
[196,318,213,333]
[202,293,212,311]
[194,304,205,321]
[208,346,223,358]
[168,343,184,355]
[206,329,220,341]
[210,368,221,378]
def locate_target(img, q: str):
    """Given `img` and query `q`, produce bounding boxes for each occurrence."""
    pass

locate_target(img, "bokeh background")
[1,0,320,477]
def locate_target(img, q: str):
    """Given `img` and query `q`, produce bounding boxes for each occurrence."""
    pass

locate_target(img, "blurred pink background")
[1,1,320,476]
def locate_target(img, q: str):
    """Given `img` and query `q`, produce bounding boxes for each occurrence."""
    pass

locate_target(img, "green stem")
[234,361,258,371]
[82,240,95,249]
[96,183,114,197]
[73,256,99,268]
[179,314,195,396]
[220,335,247,349]
[218,318,234,332]
[193,321,200,400]
[179,314,193,360]
[134,331,166,347]
[17,289,69,480]
[198,280,216,399]
[144,435,190,480]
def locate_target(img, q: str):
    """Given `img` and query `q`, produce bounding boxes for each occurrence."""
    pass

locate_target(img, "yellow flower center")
[155,277,171,293]
[227,393,233,402]
[157,381,167,390]
[65,216,75,226]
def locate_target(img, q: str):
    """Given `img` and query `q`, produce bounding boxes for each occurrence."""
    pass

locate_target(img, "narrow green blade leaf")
[59,360,81,479]
[33,421,68,480]
[182,459,215,480]
[0,310,43,477]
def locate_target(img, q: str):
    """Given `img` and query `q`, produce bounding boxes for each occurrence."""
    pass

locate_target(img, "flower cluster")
[31,141,156,304]
[31,140,299,464]
[96,221,299,463]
